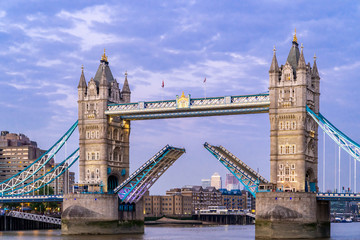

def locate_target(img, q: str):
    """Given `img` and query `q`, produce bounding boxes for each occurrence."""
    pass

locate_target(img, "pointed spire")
[297,43,306,70]
[286,30,300,70]
[269,46,279,73]
[312,53,319,77]
[100,65,108,87]
[77,64,87,88]
[100,48,108,64]
[293,28,297,43]
[122,71,131,93]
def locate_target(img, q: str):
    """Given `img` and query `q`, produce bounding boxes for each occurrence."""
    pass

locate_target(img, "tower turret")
[121,71,131,103]
[78,65,87,100]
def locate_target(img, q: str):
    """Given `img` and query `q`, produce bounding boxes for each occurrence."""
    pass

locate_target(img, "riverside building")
[0,130,74,193]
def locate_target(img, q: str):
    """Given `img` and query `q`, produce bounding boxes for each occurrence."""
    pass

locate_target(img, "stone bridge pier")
[61,193,144,235]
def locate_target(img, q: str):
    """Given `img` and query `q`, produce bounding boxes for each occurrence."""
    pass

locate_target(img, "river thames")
[0,223,360,240]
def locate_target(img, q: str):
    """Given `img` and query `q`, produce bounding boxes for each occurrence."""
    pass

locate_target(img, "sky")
[0,1,360,195]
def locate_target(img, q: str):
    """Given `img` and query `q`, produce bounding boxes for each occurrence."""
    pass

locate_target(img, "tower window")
[285,121,290,130]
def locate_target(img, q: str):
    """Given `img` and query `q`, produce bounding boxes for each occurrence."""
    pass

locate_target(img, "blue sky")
[0,1,360,194]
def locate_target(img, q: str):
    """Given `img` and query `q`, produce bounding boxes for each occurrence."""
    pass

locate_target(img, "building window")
[291,121,296,130]
[279,164,283,170]
[279,122,284,130]
[285,121,290,130]
[291,164,295,169]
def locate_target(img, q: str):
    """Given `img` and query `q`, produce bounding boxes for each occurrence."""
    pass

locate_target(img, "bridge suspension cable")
[307,106,360,162]
[3,148,79,196]
[0,121,78,195]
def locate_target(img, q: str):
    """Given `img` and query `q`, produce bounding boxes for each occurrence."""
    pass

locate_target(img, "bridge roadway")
[1,193,359,203]
[105,93,270,120]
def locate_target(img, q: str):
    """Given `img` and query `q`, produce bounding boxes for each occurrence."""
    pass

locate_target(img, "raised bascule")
[1,32,360,238]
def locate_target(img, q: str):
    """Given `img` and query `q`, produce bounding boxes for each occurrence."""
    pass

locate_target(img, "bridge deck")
[7,211,61,225]
[106,94,270,120]
[114,145,185,203]
[0,195,63,203]
[204,142,269,198]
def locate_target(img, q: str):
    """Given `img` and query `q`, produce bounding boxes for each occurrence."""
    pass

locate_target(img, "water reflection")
[0,223,360,240]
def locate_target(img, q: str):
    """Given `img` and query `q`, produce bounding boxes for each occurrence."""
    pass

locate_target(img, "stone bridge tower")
[269,31,320,192]
[256,32,328,239]
[77,50,131,192]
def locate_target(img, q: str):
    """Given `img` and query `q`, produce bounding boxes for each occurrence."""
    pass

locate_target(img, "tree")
[30,185,58,213]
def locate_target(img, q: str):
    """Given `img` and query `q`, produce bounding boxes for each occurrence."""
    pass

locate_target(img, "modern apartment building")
[0,131,74,193]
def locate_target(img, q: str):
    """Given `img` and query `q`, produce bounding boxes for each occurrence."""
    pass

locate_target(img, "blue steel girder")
[114,145,185,203]
[307,106,360,162]
[105,93,270,120]
[0,121,78,193]
[204,142,269,198]
[3,148,79,196]
[316,193,360,201]
[0,195,63,203]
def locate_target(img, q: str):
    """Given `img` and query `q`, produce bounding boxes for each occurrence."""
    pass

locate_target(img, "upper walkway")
[106,93,270,120]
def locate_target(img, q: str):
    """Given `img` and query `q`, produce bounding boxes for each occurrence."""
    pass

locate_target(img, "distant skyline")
[0,1,360,194]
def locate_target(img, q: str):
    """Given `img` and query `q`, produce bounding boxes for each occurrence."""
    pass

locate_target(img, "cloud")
[333,61,360,71]
[0,11,6,18]
[36,59,63,67]
[56,4,130,51]
[129,52,268,102]
[40,83,77,109]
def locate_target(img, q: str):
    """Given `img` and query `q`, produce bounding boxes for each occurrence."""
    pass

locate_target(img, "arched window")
[285,145,290,154]
[279,122,284,130]
[285,121,290,130]
[292,145,296,154]
[114,129,118,140]
[280,146,283,154]
[291,121,296,130]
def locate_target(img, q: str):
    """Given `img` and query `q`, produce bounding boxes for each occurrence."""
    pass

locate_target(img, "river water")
[0,223,360,240]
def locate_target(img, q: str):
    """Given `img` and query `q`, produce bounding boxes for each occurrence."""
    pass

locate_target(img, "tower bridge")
[1,32,360,238]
